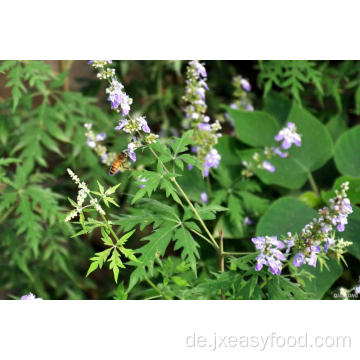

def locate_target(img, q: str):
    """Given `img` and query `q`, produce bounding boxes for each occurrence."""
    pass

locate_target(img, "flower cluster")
[88,60,114,79]
[242,122,302,177]
[252,236,286,275]
[21,293,42,300]
[252,182,352,275]
[183,60,222,177]
[65,168,105,222]
[84,123,116,166]
[293,182,353,267]
[229,75,254,113]
[89,60,158,165]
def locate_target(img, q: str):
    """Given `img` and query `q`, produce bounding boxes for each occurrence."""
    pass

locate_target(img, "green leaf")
[174,226,200,275]
[285,102,333,173]
[256,197,317,237]
[86,262,99,277]
[171,275,190,287]
[326,114,348,142]
[290,259,342,299]
[97,181,104,194]
[238,148,308,189]
[170,130,193,156]
[338,206,360,260]
[50,69,69,89]
[227,194,244,225]
[117,229,136,245]
[128,224,177,291]
[267,276,308,299]
[334,126,360,177]
[226,107,280,147]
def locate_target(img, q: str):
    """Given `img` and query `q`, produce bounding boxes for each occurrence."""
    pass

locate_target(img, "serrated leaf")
[174,226,199,275]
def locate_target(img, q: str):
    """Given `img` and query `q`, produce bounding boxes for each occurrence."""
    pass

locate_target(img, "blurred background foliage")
[1,60,360,299]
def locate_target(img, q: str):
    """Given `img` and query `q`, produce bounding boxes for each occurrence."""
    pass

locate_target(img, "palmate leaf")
[169,130,194,156]
[192,271,243,299]
[15,195,43,257]
[131,170,162,204]
[267,276,308,300]
[128,223,178,291]
[174,225,200,275]
[227,194,244,225]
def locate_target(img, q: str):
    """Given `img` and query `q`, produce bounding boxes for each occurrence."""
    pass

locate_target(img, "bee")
[109,152,128,176]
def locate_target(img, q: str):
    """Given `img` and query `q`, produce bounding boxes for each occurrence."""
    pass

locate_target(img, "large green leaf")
[285,103,333,172]
[238,148,308,189]
[334,126,360,177]
[290,259,342,299]
[256,197,317,236]
[338,206,360,260]
[227,107,280,147]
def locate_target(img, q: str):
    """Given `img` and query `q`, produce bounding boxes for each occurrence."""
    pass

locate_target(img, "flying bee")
[109,152,128,176]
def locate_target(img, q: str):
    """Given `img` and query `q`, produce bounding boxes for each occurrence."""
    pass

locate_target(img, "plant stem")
[188,228,216,248]
[222,251,253,257]
[148,146,219,250]
[145,277,171,300]
[219,228,226,300]
[308,173,319,195]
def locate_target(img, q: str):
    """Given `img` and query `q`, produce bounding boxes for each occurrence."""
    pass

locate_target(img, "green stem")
[145,277,171,300]
[189,228,216,248]
[100,213,120,244]
[308,173,319,195]
[148,146,219,250]
[222,251,253,257]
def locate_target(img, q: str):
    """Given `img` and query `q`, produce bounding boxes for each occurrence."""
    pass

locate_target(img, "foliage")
[1,60,360,300]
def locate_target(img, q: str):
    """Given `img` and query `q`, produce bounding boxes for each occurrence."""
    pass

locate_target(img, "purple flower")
[243,216,254,226]
[138,116,151,133]
[272,147,288,158]
[203,149,221,177]
[246,103,254,112]
[127,142,137,162]
[252,236,286,275]
[87,138,96,148]
[284,233,295,254]
[191,60,207,78]
[96,133,106,141]
[262,161,275,173]
[240,78,251,92]
[198,123,211,131]
[293,244,321,268]
[115,119,128,131]
[21,293,42,300]
[275,122,302,150]
[293,252,305,267]
[324,237,335,252]
[200,192,208,203]
[187,164,194,171]
[84,123,92,129]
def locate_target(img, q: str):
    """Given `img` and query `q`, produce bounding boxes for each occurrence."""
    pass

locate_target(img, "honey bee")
[109,152,128,176]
